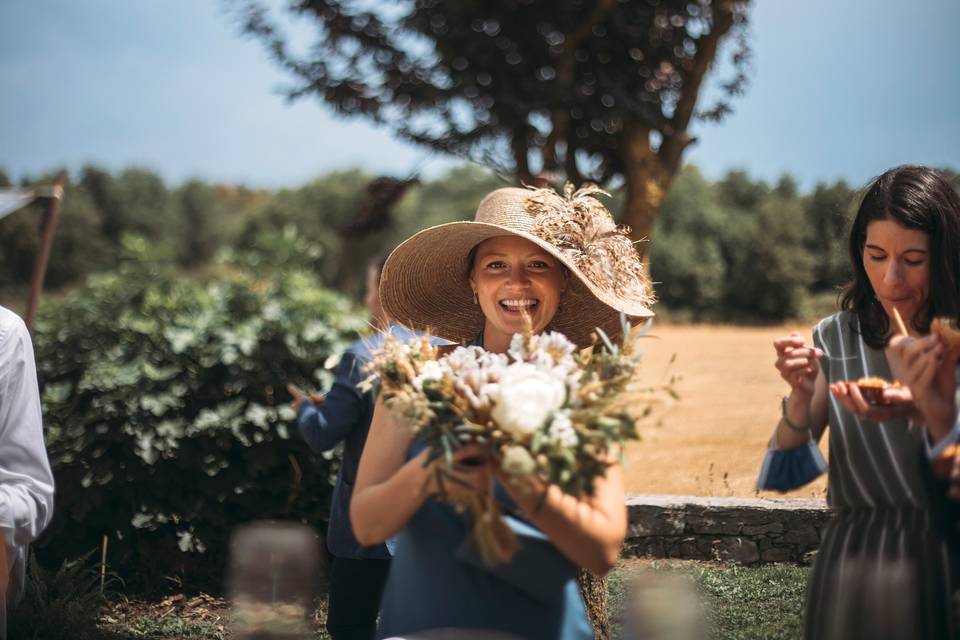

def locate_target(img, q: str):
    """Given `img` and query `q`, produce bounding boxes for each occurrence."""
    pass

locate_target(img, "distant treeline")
[2,164,957,322]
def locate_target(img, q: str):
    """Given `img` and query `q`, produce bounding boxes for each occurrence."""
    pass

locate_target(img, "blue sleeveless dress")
[376,452,594,639]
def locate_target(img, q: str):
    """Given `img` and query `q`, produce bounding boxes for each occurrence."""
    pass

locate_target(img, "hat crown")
[473,188,536,233]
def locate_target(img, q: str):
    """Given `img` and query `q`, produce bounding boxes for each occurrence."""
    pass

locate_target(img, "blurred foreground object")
[0,306,55,638]
[228,521,322,639]
[826,559,916,640]
[620,570,707,640]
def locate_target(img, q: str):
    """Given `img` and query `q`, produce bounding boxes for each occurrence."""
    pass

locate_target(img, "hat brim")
[380,221,653,349]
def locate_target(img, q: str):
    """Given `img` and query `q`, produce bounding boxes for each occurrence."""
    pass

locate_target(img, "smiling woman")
[378,184,654,351]
[350,184,654,639]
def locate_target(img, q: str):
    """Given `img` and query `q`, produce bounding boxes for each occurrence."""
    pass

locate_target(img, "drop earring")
[473,291,479,305]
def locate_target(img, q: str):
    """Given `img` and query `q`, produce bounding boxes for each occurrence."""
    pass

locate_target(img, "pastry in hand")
[931,317,960,351]
[931,443,959,480]
[854,377,901,405]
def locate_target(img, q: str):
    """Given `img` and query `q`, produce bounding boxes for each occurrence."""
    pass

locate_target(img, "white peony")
[490,362,567,438]
[441,346,508,409]
[508,331,579,378]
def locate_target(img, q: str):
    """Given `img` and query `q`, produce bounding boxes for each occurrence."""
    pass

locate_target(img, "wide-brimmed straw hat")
[380,183,655,348]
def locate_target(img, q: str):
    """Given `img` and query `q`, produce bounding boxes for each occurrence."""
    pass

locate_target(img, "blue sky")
[1,1,957,190]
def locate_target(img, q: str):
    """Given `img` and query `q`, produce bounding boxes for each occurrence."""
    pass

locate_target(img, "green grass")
[107,617,224,640]
[611,560,808,640]
[700,564,807,639]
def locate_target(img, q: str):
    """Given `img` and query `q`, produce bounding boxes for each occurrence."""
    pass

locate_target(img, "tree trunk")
[577,569,611,640]
[619,1,738,248]
[620,125,673,250]
[512,128,533,185]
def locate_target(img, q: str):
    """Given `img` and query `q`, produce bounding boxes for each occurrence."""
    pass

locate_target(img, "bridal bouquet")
[363,317,664,565]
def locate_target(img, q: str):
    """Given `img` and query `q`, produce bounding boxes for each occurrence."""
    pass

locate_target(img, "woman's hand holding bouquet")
[362,317,664,565]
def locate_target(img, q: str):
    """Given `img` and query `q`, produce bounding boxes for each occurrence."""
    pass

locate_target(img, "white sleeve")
[0,309,55,549]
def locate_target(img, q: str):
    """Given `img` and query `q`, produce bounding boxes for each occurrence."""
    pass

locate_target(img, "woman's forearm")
[774,393,816,449]
[774,373,830,449]
[350,450,434,545]
[507,477,626,576]
[919,411,959,449]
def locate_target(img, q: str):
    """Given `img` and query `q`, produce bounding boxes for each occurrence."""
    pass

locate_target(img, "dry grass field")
[623,323,830,499]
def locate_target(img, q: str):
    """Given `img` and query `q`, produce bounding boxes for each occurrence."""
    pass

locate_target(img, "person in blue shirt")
[349,185,654,640]
[288,257,437,640]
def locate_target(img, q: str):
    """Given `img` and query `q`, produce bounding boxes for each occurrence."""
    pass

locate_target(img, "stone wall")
[624,494,831,565]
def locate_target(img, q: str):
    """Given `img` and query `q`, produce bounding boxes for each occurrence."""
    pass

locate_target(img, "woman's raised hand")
[287,383,324,414]
[287,383,308,414]
[886,334,959,441]
[428,444,493,504]
[774,332,823,398]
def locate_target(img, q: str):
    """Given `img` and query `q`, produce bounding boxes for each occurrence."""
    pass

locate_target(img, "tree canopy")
[10,158,938,322]
[233,0,751,241]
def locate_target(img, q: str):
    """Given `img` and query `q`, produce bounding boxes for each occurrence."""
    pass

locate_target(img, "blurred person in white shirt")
[0,306,54,638]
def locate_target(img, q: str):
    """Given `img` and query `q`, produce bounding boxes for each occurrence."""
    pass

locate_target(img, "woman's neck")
[481,323,512,354]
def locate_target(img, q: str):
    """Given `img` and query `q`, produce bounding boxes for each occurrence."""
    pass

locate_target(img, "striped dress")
[806,311,958,639]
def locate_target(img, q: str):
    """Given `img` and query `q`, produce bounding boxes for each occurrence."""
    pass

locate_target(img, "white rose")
[490,363,566,438]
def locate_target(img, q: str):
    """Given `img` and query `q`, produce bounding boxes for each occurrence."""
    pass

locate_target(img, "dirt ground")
[622,323,829,499]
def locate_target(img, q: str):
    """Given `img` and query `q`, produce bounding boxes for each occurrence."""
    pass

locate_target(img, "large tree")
[234,0,750,243]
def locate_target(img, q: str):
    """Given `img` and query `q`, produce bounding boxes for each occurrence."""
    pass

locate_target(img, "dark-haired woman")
[758,165,960,639]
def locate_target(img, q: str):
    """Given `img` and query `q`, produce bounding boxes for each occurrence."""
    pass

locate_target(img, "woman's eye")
[904,258,924,267]
[867,254,886,262]
[529,261,549,269]
[485,261,506,269]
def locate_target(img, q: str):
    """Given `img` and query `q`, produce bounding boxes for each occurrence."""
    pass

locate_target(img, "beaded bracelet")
[781,396,811,433]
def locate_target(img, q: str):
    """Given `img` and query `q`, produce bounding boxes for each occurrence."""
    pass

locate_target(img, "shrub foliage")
[32,238,366,587]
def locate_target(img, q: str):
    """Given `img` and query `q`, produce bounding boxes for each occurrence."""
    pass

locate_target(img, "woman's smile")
[498,298,540,313]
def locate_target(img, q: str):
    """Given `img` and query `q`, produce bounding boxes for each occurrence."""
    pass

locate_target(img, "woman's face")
[469,235,565,348]
[862,219,931,332]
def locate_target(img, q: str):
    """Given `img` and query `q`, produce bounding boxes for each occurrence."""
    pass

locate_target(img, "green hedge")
[32,238,367,589]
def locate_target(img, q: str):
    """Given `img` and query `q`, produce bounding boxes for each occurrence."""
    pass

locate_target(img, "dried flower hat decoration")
[527,182,653,311]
